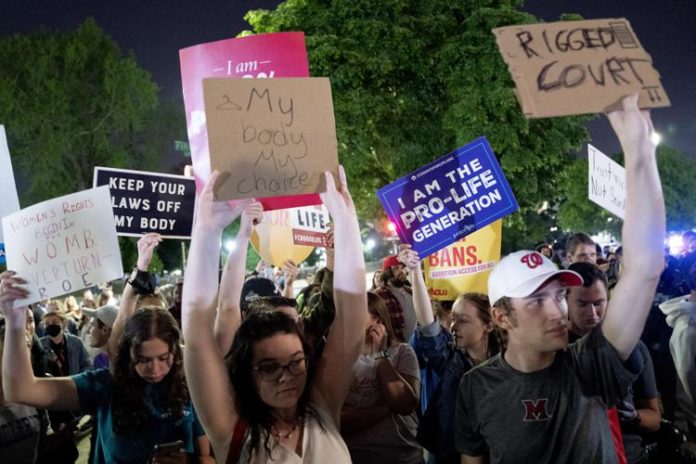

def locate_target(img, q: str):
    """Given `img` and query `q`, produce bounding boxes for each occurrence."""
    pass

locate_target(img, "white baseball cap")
[488,250,583,306]
[83,305,118,328]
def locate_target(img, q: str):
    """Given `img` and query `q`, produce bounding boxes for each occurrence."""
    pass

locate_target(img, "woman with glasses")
[0,275,212,463]
[182,168,367,463]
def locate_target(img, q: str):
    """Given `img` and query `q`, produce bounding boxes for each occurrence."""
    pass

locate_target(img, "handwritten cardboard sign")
[378,137,518,257]
[93,167,196,239]
[250,208,315,267]
[179,32,321,210]
[424,220,502,301]
[588,144,625,219]
[1,186,123,306]
[290,205,329,247]
[493,18,670,118]
[0,125,21,263]
[203,78,338,201]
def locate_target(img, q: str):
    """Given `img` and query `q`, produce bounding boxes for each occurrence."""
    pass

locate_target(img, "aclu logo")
[428,287,449,296]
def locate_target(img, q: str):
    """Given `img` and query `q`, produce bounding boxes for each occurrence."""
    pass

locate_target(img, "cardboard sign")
[493,18,670,118]
[203,78,338,201]
[378,137,518,257]
[1,186,123,306]
[0,125,21,261]
[424,220,502,300]
[290,205,329,247]
[250,207,314,267]
[93,167,196,239]
[179,32,321,210]
[588,144,625,218]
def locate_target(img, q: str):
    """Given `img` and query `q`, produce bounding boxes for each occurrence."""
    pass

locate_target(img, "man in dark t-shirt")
[455,96,665,464]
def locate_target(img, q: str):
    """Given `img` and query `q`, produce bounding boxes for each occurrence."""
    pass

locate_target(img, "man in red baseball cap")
[375,254,417,342]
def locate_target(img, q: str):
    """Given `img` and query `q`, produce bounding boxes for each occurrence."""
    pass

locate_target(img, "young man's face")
[505,279,570,354]
[567,281,607,337]
[567,244,597,264]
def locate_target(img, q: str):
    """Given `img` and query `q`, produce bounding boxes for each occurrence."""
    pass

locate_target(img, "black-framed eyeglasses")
[253,357,307,381]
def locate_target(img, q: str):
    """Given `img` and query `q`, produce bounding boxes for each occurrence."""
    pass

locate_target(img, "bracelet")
[128,268,155,295]
[371,350,390,361]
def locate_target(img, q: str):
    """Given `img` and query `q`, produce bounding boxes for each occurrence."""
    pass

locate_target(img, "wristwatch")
[371,350,390,361]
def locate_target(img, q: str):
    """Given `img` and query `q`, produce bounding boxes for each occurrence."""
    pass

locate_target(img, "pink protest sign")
[180,32,320,210]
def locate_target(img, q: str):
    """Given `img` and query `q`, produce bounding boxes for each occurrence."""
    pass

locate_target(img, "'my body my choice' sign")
[378,137,518,257]
[94,167,196,239]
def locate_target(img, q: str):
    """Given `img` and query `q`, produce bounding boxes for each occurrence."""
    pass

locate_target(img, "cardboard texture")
[203,77,338,201]
[1,186,123,306]
[587,144,626,219]
[424,220,502,301]
[493,18,670,118]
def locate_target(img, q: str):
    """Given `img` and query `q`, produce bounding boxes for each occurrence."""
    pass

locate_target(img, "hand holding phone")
[151,440,185,464]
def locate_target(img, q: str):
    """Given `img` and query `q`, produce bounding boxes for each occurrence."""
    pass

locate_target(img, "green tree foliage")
[244,0,591,252]
[558,145,696,236]
[0,18,159,205]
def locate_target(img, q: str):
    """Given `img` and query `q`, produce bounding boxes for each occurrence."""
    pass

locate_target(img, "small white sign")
[2,186,123,307]
[290,205,329,247]
[0,125,21,243]
[588,144,626,219]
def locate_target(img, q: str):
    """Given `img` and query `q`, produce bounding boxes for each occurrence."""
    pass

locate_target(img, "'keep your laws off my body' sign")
[378,137,518,257]
[94,167,196,239]
[1,187,123,307]
[203,78,339,202]
[493,18,670,118]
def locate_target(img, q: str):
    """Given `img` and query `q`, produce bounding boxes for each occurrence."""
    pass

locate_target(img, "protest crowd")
[0,13,693,464]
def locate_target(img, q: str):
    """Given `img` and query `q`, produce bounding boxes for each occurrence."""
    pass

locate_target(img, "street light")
[225,240,236,253]
[366,238,376,250]
[652,131,662,146]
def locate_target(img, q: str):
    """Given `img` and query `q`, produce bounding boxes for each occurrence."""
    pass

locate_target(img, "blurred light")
[387,222,397,233]
[651,131,662,146]
[607,217,613,222]
[366,238,376,250]
[172,269,182,276]
[668,234,683,256]
[549,226,558,232]
[225,240,236,252]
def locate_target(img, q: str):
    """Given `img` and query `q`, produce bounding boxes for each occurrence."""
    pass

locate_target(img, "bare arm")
[214,201,263,354]
[635,397,661,432]
[462,455,488,464]
[311,167,368,425]
[281,260,298,298]
[108,233,161,358]
[0,272,80,411]
[182,172,248,447]
[601,95,665,359]
[400,245,434,326]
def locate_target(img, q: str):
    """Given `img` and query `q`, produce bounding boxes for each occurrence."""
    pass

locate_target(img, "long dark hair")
[112,307,188,434]
[226,311,316,457]
[456,293,504,357]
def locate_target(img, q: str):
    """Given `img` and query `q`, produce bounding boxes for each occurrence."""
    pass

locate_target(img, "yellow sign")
[250,207,314,267]
[424,220,502,300]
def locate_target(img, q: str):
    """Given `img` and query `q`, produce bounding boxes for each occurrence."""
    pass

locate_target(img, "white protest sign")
[290,205,329,247]
[588,144,625,219]
[2,186,123,306]
[0,125,21,243]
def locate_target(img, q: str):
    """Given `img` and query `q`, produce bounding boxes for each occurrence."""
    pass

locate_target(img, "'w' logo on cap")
[520,252,544,269]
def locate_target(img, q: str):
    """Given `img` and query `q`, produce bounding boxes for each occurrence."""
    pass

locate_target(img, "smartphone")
[152,440,184,456]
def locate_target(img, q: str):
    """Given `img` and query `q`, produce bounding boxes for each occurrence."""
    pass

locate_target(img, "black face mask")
[45,324,62,338]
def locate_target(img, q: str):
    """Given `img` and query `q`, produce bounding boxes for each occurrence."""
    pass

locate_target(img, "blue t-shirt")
[72,368,204,464]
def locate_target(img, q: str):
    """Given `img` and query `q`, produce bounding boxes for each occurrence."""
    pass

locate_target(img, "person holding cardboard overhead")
[455,94,665,464]
[181,166,366,463]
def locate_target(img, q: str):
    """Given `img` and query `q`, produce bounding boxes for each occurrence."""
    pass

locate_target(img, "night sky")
[3,0,695,160]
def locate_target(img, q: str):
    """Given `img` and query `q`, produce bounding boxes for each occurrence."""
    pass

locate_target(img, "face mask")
[45,324,62,337]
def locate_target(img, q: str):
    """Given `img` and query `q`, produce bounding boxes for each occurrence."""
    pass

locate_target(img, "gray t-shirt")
[456,329,639,464]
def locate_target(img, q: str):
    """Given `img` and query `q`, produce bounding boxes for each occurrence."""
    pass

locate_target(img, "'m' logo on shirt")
[521,398,551,421]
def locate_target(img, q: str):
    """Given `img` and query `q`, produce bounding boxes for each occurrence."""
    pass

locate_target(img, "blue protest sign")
[377,137,518,257]
[0,243,5,265]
